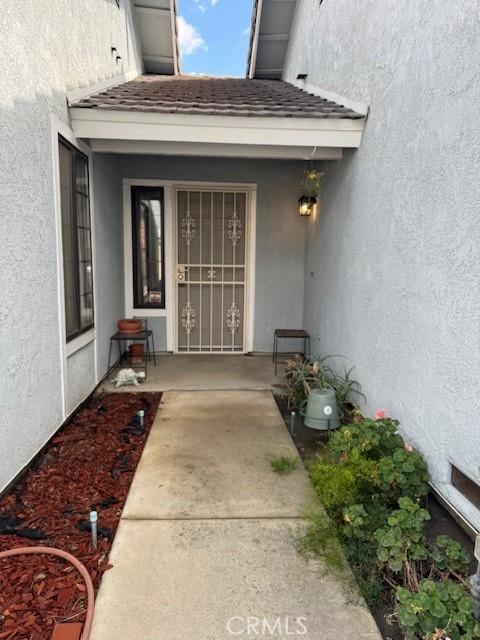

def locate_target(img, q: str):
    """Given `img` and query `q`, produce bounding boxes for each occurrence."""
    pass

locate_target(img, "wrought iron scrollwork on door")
[227,211,242,247]
[181,211,196,246]
[181,301,196,334]
[226,301,241,334]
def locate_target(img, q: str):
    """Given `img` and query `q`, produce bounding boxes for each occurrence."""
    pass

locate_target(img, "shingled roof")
[71,75,363,119]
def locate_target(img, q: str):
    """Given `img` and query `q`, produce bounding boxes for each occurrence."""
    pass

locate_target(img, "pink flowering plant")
[377,447,430,504]
[328,415,404,462]
[305,403,476,639]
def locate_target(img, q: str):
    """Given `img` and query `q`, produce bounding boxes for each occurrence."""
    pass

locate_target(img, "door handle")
[177,265,187,283]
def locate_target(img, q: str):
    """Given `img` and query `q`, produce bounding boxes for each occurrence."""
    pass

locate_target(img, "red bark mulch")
[0,392,162,639]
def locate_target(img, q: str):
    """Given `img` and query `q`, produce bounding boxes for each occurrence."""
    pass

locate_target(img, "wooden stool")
[273,329,311,375]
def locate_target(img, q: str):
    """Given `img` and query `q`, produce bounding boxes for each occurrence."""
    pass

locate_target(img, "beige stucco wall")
[283,0,480,527]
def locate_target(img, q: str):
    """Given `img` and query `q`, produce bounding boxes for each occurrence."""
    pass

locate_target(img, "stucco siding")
[0,2,142,492]
[284,0,480,524]
[66,342,96,413]
[117,155,307,352]
[92,154,126,378]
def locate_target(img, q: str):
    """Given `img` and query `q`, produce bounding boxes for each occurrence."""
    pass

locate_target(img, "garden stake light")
[90,510,98,548]
[290,411,296,437]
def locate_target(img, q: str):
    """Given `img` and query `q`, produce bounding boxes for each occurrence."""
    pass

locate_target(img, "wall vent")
[451,465,480,511]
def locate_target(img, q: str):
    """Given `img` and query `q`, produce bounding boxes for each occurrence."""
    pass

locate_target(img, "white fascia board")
[69,109,364,148]
[170,0,179,74]
[89,138,343,160]
[247,0,263,78]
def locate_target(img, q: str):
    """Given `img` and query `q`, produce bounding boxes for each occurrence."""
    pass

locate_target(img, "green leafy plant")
[342,500,391,542]
[328,417,404,462]
[296,509,344,569]
[375,497,430,588]
[343,503,370,541]
[377,447,430,504]
[270,455,298,475]
[430,535,471,577]
[299,403,475,633]
[283,354,364,415]
[308,450,378,519]
[396,579,480,640]
[300,169,323,197]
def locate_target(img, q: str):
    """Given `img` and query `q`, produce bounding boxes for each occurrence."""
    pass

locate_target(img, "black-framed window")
[58,135,94,341]
[132,187,165,309]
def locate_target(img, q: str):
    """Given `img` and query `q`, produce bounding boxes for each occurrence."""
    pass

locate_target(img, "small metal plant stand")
[273,329,310,376]
[107,329,156,380]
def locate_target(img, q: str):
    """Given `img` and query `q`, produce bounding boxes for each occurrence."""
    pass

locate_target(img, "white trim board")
[70,109,365,149]
[122,179,257,354]
[123,180,175,350]
[247,0,263,79]
[50,115,99,419]
[89,139,343,160]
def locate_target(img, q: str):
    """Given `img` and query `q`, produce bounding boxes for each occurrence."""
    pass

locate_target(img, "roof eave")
[69,107,365,152]
[246,0,297,80]
[133,0,179,75]
[247,0,263,79]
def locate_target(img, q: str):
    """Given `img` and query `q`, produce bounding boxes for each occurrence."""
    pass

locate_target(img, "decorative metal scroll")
[227,211,241,247]
[181,211,196,246]
[226,301,241,334]
[181,301,196,334]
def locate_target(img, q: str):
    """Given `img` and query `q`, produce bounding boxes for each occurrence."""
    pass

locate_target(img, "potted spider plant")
[284,355,364,429]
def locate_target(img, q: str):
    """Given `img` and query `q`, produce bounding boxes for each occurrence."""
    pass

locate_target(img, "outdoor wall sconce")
[298,168,323,217]
[298,195,317,216]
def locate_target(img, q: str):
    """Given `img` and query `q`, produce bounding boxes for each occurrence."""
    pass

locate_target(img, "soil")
[273,391,329,460]
[0,392,161,639]
[273,392,476,640]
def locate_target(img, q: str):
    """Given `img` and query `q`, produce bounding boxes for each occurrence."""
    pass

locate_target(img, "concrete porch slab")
[90,518,381,640]
[122,390,314,520]
[100,354,284,392]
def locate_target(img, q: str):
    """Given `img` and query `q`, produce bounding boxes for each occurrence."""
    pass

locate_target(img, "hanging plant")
[298,169,324,216]
[301,169,323,198]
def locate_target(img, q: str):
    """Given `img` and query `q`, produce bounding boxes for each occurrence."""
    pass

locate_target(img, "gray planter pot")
[304,388,340,431]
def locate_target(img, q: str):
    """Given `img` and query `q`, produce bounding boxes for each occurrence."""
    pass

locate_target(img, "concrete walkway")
[90,391,380,640]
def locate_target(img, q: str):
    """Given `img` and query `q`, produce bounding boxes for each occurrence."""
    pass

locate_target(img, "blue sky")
[177,0,253,77]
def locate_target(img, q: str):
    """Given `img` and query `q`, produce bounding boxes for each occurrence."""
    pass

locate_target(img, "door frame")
[123,179,257,354]
[172,181,257,354]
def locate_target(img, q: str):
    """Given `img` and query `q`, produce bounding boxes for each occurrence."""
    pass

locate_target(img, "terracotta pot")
[117,318,141,334]
[129,343,145,357]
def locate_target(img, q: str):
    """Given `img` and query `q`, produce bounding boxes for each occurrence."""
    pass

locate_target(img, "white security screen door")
[175,188,248,352]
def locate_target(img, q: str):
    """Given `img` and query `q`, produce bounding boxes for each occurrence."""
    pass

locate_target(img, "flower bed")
[275,352,478,640]
[0,391,161,639]
[302,413,478,640]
